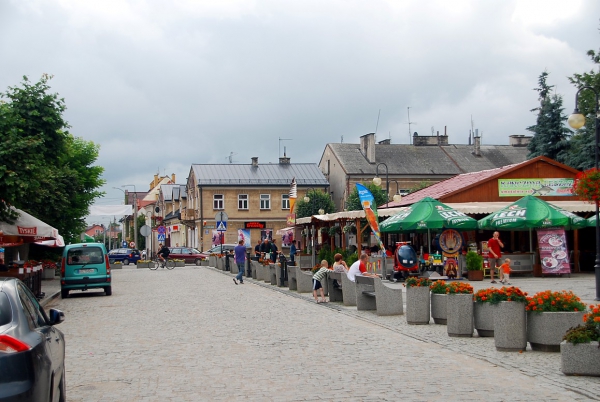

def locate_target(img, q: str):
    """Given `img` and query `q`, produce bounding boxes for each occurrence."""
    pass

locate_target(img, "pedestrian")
[232,240,246,285]
[290,240,297,264]
[347,253,378,282]
[312,260,330,303]
[487,231,504,283]
[141,249,147,260]
[254,240,261,258]
[332,253,348,288]
[270,239,279,262]
[260,238,271,259]
[500,258,512,285]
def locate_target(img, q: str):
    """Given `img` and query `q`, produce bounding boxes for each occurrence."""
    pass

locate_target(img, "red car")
[167,247,204,265]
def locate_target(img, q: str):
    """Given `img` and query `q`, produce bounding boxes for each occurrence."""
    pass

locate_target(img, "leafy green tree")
[408,180,433,194]
[564,47,600,170]
[0,75,105,242]
[296,189,335,218]
[345,182,387,211]
[526,71,571,163]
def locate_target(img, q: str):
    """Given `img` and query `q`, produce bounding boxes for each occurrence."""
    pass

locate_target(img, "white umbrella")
[34,234,65,248]
[0,207,59,246]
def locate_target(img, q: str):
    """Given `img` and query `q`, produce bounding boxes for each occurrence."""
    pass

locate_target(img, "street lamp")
[122,184,138,250]
[113,187,127,247]
[568,86,600,301]
[390,180,403,203]
[373,162,389,208]
[304,187,316,267]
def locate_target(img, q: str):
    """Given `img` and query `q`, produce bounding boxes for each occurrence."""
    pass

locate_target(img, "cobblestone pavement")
[46,266,600,401]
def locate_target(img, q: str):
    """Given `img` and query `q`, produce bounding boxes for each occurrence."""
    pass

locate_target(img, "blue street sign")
[216,221,227,232]
[157,226,166,234]
[157,234,166,241]
[122,241,127,247]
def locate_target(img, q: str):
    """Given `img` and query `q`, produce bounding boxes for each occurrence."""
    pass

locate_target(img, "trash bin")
[225,254,231,271]
[246,251,252,278]
[278,254,288,287]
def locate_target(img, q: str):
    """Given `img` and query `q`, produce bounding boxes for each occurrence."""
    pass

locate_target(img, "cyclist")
[157,244,170,267]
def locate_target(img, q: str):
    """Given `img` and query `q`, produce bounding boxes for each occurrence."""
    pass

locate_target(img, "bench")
[287,265,297,290]
[340,270,357,306]
[355,275,404,316]
[296,266,314,293]
[327,271,343,302]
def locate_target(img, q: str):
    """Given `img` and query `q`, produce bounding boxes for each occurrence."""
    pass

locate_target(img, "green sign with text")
[498,178,574,197]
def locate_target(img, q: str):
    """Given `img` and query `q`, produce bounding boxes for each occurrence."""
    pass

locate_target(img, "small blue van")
[61,243,112,298]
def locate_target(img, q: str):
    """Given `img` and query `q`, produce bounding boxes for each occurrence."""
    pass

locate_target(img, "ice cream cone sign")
[289,177,297,213]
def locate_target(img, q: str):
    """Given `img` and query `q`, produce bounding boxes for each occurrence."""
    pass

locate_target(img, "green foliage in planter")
[563,325,600,345]
[430,280,448,294]
[465,251,483,271]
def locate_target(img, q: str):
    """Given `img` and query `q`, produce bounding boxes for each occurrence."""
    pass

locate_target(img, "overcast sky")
[2,0,599,225]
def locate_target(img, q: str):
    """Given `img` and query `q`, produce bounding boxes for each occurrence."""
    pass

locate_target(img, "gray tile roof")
[327,143,529,175]
[160,184,187,201]
[190,163,329,187]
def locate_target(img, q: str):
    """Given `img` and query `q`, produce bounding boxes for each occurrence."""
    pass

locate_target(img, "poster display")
[211,230,223,247]
[237,229,250,246]
[498,178,574,197]
[537,228,571,275]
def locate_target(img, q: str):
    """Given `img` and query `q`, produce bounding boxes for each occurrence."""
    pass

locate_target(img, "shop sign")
[498,178,574,197]
[537,229,570,275]
[245,221,266,229]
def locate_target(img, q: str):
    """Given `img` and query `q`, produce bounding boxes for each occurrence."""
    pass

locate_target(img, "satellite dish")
[155,206,160,213]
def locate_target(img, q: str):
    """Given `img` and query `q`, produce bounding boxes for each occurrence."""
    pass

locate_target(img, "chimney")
[360,133,376,163]
[413,134,449,146]
[171,173,176,183]
[473,136,481,157]
[251,157,259,167]
[378,139,391,145]
[279,151,291,164]
[509,135,532,147]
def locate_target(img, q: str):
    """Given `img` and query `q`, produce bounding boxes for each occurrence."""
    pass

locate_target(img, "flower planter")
[494,301,526,352]
[406,287,430,325]
[136,262,150,269]
[474,302,497,337]
[527,311,585,352]
[430,293,447,325]
[175,261,185,267]
[200,260,208,267]
[208,255,217,267]
[216,257,224,270]
[42,268,56,279]
[447,294,473,337]
[110,264,123,270]
[467,270,484,281]
[561,341,600,376]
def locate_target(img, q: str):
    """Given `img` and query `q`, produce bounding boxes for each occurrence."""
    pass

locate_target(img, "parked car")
[61,243,112,298]
[107,248,141,265]
[167,247,204,265]
[198,244,251,259]
[0,277,66,401]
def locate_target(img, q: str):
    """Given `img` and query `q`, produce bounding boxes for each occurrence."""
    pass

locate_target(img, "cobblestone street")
[48,266,600,401]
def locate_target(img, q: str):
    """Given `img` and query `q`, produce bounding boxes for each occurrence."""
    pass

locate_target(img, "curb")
[40,290,61,308]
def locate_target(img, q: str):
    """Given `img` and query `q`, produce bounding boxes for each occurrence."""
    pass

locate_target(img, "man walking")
[233,240,246,285]
[488,231,504,283]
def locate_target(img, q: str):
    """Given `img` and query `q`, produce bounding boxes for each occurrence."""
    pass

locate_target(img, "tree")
[564,47,600,170]
[345,182,387,211]
[0,75,105,242]
[526,71,571,163]
[295,189,336,218]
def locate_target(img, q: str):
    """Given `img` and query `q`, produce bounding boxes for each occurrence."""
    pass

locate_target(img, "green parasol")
[84,234,95,243]
[477,195,587,231]
[380,197,479,233]
[588,215,599,228]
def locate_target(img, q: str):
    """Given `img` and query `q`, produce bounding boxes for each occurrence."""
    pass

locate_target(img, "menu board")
[537,229,570,275]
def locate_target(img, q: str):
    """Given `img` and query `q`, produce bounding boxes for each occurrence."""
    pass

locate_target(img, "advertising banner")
[498,178,574,197]
[356,183,384,250]
[537,228,571,275]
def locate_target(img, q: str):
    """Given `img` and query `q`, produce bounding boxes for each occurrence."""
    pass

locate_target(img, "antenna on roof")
[225,152,237,163]
[375,109,381,135]
[278,137,292,158]
[407,107,416,144]
[341,135,344,143]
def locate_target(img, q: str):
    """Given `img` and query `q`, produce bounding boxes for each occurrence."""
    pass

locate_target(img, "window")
[18,283,47,329]
[260,194,270,210]
[213,194,224,209]
[238,194,248,210]
[281,194,290,210]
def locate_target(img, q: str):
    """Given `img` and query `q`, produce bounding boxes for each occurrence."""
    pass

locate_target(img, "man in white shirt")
[347,253,378,282]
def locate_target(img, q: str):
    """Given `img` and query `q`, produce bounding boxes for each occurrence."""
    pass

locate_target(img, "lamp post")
[113,187,127,247]
[122,184,138,250]
[390,180,403,203]
[568,86,600,301]
[304,187,316,267]
[373,162,389,207]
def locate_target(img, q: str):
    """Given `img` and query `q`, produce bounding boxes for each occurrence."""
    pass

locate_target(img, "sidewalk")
[40,276,61,307]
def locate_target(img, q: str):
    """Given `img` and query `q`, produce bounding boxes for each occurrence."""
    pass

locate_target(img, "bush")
[430,280,448,294]
[465,251,483,271]
[564,304,600,344]
[526,290,586,312]
[405,277,432,288]
[474,286,526,304]
[446,282,473,294]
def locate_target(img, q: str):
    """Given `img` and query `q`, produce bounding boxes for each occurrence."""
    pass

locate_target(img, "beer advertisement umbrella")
[587,215,599,228]
[0,207,59,247]
[379,197,479,233]
[477,195,587,231]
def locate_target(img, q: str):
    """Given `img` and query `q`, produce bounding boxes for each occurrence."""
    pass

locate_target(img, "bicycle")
[150,256,175,270]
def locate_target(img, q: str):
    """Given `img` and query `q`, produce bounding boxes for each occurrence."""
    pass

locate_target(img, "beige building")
[184,156,328,252]
[319,132,532,211]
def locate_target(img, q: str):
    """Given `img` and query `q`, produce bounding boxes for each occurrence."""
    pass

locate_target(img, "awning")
[276,226,297,235]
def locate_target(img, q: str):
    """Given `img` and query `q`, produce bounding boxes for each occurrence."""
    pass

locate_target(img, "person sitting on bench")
[347,253,378,282]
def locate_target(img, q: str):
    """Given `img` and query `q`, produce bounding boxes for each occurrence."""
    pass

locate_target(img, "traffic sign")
[216,221,227,232]
[129,242,135,248]
[157,226,166,234]
[214,211,228,222]
[140,225,151,237]
[122,241,127,247]
[157,234,166,241]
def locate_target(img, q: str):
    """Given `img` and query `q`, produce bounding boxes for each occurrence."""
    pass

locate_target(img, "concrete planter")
[208,255,217,267]
[474,302,497,337]
[527,311,585,352]
[447,293,473,337]
[230,262,239,275]
[430,293,447,325]
[200,260,209,266]
[494,301,526,352]
[406,287,430,325]
[268,264,277,285]
[110,263,123,270]
[174,261,185,267]
[42,268,56,279]
[561,341,600,376]
[136,262,150,269]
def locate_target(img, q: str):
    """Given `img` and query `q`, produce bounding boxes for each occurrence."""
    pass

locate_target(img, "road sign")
[122,241,127,247]
[216,221,227,232]
[140,225,151,237]
[129,242,135,248]
[157,226,166,234]
[214,211,228,222]
[157,234,166,241]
